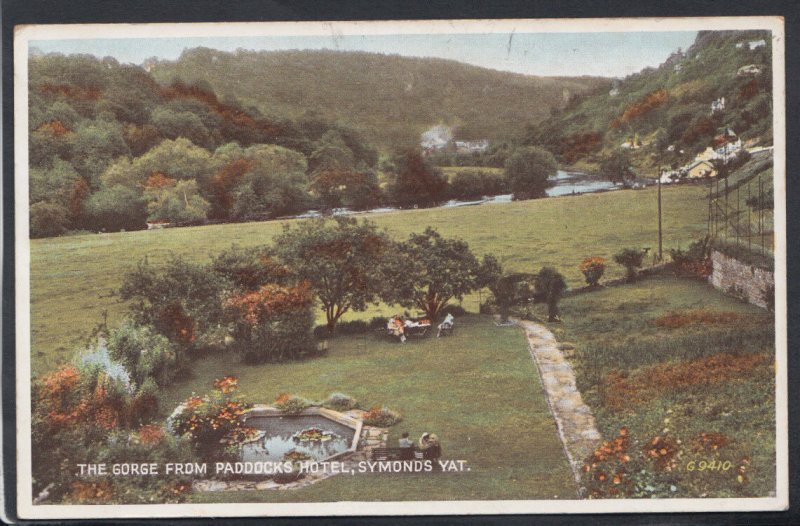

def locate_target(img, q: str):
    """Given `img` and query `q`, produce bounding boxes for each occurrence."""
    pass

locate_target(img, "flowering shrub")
[583,427,638,498]
[669,237,712,278]
[273,393,312,414]
[323,392,358,411]
[226,283,316,363]
[362,406,403,427]
[584,427,685,498]
[693,432,729,453]
[601,352,770,411]
[654,309,749,329]
[580,257,606,286]
[643,435,680,472]
[213,376,238,394]
[170,377,257,461]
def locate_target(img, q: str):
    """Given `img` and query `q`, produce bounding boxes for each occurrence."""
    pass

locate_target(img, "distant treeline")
[28,52,569,238]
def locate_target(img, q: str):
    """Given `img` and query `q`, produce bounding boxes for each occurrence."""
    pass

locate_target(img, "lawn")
[159,314,576,502]
[30,184,708,373]
[534,273,775,498]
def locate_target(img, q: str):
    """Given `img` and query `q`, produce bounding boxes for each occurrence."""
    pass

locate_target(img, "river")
[292,170,618,219]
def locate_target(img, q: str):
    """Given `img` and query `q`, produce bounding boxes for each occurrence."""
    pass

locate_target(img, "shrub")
[129,377,159,426]
[669,236,712,278]
[362,406,403,427]
[322,392,359,411]
[441,304,468,317]
[313,325,331,340]
[67,427,199,504]
[613,248,648,282]
[120,256,227,350]
[226,283,316,363]
[368,316,388,330]
[107,320,179,387]
[533,267,567,322]
[273,393,313,414]
[170,377,256,462]
[580,257,606,286]
[336,319,370,335]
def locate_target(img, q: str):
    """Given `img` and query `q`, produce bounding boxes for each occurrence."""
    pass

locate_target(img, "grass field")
[534,273,775,498]
[30,185,709,373]
[439,166,504,181]
[159,314,577,502]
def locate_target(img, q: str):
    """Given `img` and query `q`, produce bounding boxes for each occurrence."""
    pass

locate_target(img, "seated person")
[437,313,454,337]
[398,432,414,460]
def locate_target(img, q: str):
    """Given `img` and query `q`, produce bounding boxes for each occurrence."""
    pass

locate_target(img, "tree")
[84,184,147,232]
[272,217,392,334]
[30,202,69,238]
[225,283,316,363]
[533,267,567,322]
[144,178,211,224]
[599,150,635,186]
[388,149,448,208]
[504,146,557,199]
[381,227,484,321]
[119,256,225,352]
[488,270,536,323]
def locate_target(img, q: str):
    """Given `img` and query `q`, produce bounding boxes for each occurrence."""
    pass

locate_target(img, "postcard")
[13,16,786,519]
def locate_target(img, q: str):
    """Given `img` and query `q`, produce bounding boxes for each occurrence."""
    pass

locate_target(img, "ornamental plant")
[170,377,257,461]
[580,257,606,286]
[613,248,647,283]
[273,393,312,414]
[225,282,316,363]
[322,392,358,411]
[362,406,403,427]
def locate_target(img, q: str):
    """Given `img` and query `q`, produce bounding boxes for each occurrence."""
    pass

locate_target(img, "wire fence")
[707,171,774,257]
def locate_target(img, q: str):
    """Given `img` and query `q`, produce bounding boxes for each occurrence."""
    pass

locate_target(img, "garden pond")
[241,414,357,463]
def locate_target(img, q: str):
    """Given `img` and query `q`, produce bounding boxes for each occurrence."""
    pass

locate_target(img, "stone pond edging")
[515,319,601,497]
[192,409,387,492]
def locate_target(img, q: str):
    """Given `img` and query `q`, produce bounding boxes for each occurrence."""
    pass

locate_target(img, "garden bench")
[370,447,424,461]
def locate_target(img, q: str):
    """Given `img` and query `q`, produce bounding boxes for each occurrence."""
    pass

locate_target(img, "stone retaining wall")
[708,250,774,309]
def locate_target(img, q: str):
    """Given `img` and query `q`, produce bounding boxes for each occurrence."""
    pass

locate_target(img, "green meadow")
[30,184,708,373]
[168,315,577,502]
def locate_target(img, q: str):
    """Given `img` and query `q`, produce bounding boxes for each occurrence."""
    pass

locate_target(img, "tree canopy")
[381,227,489,321]
[504,146,557,199]
[272,217,392,333]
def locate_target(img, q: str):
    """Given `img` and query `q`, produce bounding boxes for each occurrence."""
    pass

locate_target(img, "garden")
[28,182,774,504]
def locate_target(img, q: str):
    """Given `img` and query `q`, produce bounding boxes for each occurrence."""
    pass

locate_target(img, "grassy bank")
[158,314,576,502]
[538,274,775,498]
[30,185,708,373]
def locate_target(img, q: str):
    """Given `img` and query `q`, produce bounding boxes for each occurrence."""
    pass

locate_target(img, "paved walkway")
[516,319,602,494]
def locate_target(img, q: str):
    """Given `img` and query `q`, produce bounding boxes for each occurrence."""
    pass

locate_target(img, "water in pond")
[241,415,355,463]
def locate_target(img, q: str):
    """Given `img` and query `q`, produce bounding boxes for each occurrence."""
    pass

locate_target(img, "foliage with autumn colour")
[170,377,258,461]
[225,282,316,363]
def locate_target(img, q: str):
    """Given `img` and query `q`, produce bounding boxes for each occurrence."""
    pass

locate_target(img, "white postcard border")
[13,16,787,519]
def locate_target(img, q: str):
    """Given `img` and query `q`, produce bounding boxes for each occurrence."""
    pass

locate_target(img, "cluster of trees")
[118,218,501,366]
[117,217,573,371]
[29,53,563,238]
[28,52,385,237]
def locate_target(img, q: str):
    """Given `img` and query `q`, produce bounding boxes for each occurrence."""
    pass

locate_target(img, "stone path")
[193,412,387,493]
[516,319,602,495]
